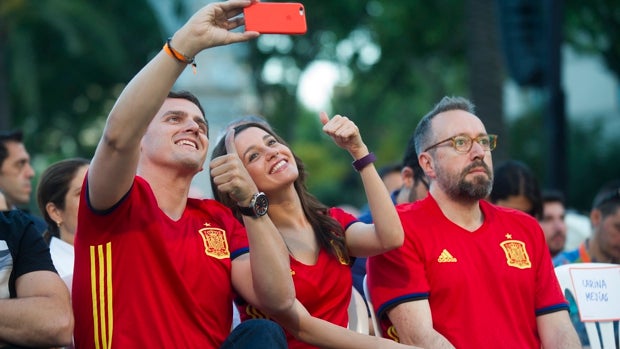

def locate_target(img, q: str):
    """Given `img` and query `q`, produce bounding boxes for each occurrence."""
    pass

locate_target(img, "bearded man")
[367,96,581,349]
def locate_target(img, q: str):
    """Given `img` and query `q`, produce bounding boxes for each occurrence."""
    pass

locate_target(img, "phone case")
[244,2,307,35]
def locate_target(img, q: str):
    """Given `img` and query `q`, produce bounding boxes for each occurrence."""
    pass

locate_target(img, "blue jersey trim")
[231,247,249,260]
[377,292,429,320]
[536,303,569,316]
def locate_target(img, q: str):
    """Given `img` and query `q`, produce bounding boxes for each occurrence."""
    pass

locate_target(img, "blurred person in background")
[489,159,543,219]
[37,158,90,288]
[0,130,46,232]
[0,190,74,348]
[378,163,404,194]
[553,179,620,346]
[539,189,568,258]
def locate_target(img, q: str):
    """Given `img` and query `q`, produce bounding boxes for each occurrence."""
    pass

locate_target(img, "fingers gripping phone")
[244,2,307,35]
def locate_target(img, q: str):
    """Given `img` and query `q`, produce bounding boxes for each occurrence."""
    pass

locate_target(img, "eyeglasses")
[423,134,498,153]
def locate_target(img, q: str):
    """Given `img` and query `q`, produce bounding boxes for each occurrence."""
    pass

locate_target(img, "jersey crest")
[500,238,531,269]
[198,224,230,259]
[243,304,270,320]
[386,325,400,342]
[330,239,350,265]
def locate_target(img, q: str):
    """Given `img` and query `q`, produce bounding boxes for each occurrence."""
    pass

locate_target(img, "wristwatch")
[237,192,269,218]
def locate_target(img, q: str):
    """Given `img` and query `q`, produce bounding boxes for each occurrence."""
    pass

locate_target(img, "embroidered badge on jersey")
[198,223,229,259]
[500,233,531,269]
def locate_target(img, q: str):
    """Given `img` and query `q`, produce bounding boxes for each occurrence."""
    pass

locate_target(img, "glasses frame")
[423,134,498,153]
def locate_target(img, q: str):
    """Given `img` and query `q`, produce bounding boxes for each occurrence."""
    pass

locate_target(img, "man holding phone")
[71,1,291,348]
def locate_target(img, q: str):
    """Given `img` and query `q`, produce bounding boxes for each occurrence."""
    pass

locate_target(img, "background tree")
[246,0,467,205]
[2,0,617,211]
[0,0,163,161]
[246,0,619,210]
[565,0,620,80]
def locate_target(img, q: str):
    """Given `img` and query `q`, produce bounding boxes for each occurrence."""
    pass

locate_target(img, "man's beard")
[439,161,493,203]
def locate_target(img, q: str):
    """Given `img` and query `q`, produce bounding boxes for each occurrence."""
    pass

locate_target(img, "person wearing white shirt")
[36,158,89,288]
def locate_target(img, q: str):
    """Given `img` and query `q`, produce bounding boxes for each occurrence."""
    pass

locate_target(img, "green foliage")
[508,109,620,213]
[248,0,467,208]
[1,0,616,213]
[565,0,620,79]
[1,0,164,160]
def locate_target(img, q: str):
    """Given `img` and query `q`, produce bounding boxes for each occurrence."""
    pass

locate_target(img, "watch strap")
[237,205,256,217]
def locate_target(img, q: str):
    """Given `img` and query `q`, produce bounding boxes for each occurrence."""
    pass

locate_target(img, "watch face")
[254,193,269,216]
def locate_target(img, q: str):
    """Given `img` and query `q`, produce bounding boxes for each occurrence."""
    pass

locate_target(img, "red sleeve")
[328,207,358,231]
[531,219,569,314]
[367,203,430,336]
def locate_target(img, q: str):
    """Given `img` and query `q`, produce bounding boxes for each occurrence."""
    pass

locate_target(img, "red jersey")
[367,195,568,349]
[233,208,357,349]
[73,176,248,348]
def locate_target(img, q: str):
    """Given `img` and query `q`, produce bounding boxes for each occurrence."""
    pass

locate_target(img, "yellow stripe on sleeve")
[90,243,113,349]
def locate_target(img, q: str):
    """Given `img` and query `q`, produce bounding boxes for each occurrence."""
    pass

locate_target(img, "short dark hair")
[592,179,620,217]
[37,158,90,240]
[167,90,208,137]
[378,163,402,178]
[402,134,426,185]
[413,96,476,155]
[490,160,543,219]
[542,189,565,205]
[0,130,24,167]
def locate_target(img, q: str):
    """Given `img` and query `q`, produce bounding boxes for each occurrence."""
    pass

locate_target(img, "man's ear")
[419,153,435,178]
[401,167,414,189]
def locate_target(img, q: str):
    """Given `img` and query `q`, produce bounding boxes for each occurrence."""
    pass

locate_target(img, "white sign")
[569,265,620,322]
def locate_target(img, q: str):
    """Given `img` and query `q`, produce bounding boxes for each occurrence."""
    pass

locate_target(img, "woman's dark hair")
[209,122,349,262]
[37,158,90,243]
[490,159,542,219]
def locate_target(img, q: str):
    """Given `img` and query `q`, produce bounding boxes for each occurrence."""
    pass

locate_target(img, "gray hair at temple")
[413,96,476,156]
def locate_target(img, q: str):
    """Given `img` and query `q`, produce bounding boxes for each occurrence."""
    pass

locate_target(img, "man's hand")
[171,0,260,58]
[210,129,258,206]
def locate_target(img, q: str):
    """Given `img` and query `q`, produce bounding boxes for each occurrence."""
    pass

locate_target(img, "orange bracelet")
[163,38,197,74]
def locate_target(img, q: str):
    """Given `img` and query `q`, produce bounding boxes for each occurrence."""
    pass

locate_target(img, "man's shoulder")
[396,195,433,212]
[395,196,438,223]
[0,210,34,239]
[190,197,231,211]
[188,198,238,223]
[21,211,46,234]
[483,200,539,225]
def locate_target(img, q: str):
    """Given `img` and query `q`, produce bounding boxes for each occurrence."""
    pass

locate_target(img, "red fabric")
[73,176,246,348]
[234,207,357,349]
[367,195,567,348]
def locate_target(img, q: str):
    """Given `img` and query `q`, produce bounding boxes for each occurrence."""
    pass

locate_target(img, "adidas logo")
[437,249,457,263]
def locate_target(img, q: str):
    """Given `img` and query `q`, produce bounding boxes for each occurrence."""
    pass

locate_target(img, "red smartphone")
[244,2,307,35]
